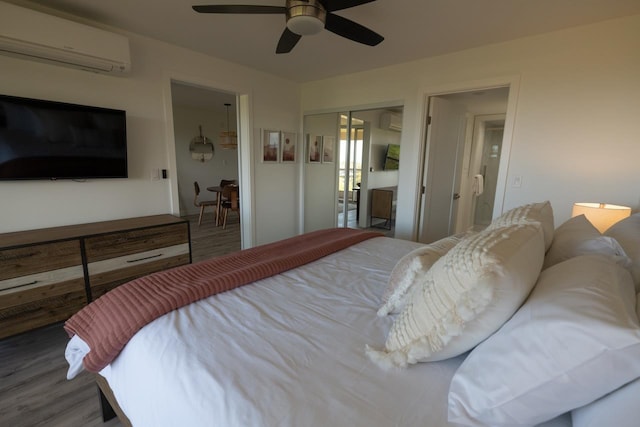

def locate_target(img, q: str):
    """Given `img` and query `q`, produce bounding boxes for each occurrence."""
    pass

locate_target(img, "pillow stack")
[448,255,640,426]
[371,201,640,424]
[447,207,640,426]
[369,201,552,368]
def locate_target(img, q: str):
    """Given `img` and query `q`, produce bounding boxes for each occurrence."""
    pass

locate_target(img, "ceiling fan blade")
[325,13,383,46]
[192,5,286,14]
[276,28,302,54]
[320,0,376,12]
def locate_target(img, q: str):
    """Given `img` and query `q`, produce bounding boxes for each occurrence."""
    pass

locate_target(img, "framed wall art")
[307,134,322,163]
[281,132,296,162]
[262,129,280,162]
[322,136,335,163]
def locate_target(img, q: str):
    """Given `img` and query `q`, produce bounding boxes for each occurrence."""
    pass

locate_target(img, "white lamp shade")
[572,202,631,233]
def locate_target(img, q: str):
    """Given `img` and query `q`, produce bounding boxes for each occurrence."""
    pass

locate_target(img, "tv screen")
[0,94,127,180]
[383,143,400,170]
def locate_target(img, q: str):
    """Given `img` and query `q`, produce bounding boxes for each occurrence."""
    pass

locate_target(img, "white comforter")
[67,237,571,427]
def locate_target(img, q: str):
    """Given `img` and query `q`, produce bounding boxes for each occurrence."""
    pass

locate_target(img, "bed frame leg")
[98,386,117,422]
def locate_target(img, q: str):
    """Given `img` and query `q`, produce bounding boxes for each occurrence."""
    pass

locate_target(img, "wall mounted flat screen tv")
[383,143,400,170]
[0,94,127,180]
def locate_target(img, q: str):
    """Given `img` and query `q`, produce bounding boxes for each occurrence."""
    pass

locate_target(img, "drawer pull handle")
[126,253,163,263]
[4,280,39,292]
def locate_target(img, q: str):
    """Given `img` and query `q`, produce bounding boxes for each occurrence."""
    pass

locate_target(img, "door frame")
[413,75,521,240]
[162,71,255,248]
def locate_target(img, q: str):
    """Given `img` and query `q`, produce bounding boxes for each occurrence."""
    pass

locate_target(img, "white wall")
[301,14,640,240]
[0,24,300,246]
[172,105,239,216]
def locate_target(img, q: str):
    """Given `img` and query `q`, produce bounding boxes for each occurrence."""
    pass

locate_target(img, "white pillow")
[571,377,640,427]
[606,213,640,291]
[544,214,630,270]
[377,233,466,316]
[367,223,544,368]
[488,201,554,251]
[448,255,640,426]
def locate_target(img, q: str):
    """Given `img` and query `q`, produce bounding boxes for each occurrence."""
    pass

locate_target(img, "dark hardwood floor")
[0,214,240,427]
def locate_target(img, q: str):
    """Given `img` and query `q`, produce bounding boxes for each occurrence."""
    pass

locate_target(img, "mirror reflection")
[304,106,403,236]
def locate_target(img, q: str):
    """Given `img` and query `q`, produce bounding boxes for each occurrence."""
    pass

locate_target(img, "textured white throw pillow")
[367,224,544,368]
[606,213,640,291]
[377,233,466,316]
[488,201,554,251]
[544,214,630,270]
[448,255,640,427]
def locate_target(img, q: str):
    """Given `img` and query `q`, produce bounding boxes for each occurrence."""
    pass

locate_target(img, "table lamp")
[571,202,631,233]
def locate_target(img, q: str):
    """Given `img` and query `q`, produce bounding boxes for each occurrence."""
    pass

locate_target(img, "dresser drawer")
[0,240,85,338]
[0,240,82,280]
[84,223,189,262]
[87,243,190,300]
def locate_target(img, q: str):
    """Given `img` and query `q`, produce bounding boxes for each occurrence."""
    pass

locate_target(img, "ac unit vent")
[0,2,131,75]
[380,112,402,132]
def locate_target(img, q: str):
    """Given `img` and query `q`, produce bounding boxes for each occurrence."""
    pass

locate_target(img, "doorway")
[467,115,505,230]
[417,86,511,243]
[169,81,242,258]
[337,113,364,228]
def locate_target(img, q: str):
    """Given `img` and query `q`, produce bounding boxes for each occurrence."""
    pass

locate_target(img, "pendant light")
[220,103,237,149]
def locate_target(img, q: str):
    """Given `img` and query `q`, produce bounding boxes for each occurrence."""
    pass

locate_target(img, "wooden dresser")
[0,215,191,339]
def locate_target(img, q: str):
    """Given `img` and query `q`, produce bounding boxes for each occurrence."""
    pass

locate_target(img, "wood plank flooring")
[0,214,240,427]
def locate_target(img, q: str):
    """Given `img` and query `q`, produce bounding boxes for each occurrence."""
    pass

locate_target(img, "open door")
[418,96,467,243]
[470,115,505,229]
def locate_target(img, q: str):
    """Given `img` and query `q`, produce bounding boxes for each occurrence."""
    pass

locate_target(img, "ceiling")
[11,0,640,83]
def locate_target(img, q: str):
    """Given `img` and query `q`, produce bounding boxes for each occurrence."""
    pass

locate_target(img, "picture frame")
[280,132,296,163]
[262,129,280,163]
[307,134,322,163]
[322,136,335,163]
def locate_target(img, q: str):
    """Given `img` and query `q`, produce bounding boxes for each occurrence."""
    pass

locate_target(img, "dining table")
[206,186,224,226]
[206,185,239,226]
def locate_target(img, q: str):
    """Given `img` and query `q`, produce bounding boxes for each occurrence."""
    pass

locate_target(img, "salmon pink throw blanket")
[64,228,382,373]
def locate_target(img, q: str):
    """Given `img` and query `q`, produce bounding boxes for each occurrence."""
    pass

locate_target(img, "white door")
[418,97,467,243]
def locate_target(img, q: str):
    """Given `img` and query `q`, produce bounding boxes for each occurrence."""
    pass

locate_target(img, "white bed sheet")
[92,237,571,427]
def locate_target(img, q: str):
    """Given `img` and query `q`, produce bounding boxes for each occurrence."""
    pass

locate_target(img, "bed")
[64,203,640,427]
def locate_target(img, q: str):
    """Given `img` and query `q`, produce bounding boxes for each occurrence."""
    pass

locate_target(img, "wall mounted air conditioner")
[0,2,131,75]
[380,111,402,132]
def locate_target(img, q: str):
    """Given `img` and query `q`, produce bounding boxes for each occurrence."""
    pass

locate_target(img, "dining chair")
[218,179,237,204]
[194,181,217,226]
[220,184,240,229]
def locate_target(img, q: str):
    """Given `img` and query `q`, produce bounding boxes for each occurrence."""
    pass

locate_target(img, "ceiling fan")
[192,0,384,54]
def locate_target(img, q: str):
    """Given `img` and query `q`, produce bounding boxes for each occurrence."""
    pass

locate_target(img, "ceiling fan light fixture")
[287,15,323,35]
[286,0,326,35]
